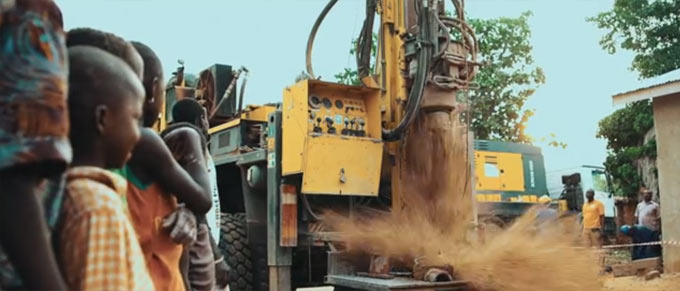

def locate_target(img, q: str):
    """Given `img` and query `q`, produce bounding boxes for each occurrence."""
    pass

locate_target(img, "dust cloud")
[326,112,602,291]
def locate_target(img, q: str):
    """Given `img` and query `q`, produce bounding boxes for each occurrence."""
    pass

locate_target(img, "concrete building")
[612,69,680,273]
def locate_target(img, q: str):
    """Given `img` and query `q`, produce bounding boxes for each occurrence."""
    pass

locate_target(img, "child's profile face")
[103,84,144,168]
[142,75,164,127]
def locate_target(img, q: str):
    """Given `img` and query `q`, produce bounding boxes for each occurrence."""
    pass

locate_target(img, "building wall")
[652,94,680,273]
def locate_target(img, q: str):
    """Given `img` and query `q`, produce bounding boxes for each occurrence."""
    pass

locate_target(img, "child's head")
[172,98,209,134]
[68,46,145,168]
[66,28,143,79]
[130,41,164,127]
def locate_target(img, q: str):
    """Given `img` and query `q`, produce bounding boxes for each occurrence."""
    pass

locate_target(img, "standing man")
[635,189,660,232]
[582,189,605,248]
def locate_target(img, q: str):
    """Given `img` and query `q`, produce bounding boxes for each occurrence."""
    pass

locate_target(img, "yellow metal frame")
[207,105,277,134]
[375,0,408,209]
[475,150,525,192]
[281,79,383,196]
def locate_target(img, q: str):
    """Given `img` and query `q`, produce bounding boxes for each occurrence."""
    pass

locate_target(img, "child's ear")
[94,105,108,135]
[149,76,160,104]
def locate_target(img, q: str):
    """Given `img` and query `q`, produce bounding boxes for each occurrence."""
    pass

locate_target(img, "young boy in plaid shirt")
[56,46,154,290]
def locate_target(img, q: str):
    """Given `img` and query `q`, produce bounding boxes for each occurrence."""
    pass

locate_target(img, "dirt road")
[603,273,680,291]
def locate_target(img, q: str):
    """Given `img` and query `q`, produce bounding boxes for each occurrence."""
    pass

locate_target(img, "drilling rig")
[164,0,479,290]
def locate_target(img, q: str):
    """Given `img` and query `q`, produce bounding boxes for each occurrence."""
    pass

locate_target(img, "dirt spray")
[326,112,602,291]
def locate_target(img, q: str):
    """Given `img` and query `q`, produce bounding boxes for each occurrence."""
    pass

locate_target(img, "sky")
[56,0,641,173]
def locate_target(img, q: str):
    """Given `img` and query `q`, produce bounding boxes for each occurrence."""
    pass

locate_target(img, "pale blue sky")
[57,0,640,172]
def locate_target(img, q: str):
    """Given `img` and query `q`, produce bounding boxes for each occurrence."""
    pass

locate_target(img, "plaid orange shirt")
[58,167,155,291]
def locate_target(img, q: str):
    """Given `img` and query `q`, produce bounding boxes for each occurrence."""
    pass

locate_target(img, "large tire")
[219,213,254,291]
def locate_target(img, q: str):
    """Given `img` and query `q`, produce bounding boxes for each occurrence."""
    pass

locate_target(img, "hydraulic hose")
[381,1,436,141]
[356,0,377,80]
[306,0,338,79]
[237,71,248,116]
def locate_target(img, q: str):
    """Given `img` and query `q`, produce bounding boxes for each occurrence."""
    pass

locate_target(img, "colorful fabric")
[0,2,69,288]
[0,1,71,172]
[635,200,660,231]
[582,200,604,229]
[124,171,185,291]
[57,167,154,291]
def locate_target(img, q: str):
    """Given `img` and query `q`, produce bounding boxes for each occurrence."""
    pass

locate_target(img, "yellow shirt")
[58,167,155,291]
[582,200,605,230]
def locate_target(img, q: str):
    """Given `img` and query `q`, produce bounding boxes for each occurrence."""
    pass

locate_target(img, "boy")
[164,98,231,290]
[57,46,153,290]
[0,1,68,289]
[122,41,215,291]
[66,31,212,290]
[67,27,144,79]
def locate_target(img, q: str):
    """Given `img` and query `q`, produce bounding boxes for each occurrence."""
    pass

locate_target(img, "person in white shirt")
[635,188,660,232]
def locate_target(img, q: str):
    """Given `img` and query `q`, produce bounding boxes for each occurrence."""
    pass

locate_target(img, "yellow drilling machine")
[162,0,479,290]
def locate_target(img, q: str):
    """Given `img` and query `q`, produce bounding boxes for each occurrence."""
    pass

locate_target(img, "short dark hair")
[67,28,129,59]
[67,46,141,144]
[172,98,204,125]
[130,41,162,86]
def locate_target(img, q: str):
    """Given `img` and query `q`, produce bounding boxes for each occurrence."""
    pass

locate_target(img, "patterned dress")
[0,1,70,288]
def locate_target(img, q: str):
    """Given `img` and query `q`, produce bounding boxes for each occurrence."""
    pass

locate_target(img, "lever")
[325,117,336,134]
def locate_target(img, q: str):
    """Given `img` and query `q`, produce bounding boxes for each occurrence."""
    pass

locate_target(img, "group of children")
[0,1,228,290]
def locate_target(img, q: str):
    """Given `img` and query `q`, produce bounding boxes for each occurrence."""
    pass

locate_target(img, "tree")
[596,100,656,197]
[467,11,546,144]
[589,0,678,198]
[336,11,550,145]
[588,0,680,78]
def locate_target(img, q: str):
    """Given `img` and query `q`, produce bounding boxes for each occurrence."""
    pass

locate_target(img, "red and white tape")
[602,240,680,249]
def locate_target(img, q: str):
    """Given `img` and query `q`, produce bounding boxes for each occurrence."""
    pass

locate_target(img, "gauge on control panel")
[335,99,343,109]
[322,97,332,109]
[309,95,321,109]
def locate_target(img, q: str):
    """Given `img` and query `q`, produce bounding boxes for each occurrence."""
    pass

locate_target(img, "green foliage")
[335,68,361,86]
[588,0,680,78]
[466,11,546,144]
[336,12,549,145]
[335,34,377,86]
[596,100,654,151]
[596,100,656,197]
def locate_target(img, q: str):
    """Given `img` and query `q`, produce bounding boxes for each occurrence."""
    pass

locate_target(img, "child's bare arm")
[162,128,212,215]
[133,128,212,214]
[0,170,66,290]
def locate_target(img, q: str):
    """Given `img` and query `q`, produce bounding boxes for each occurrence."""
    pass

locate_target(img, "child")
[122,41,214,291]
[67,27,144,79]
[164,98,233,290]
[0,1,68,289]
[57,45,153,290]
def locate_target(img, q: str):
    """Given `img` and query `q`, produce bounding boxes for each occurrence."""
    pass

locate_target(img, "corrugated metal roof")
[612,69,680,105]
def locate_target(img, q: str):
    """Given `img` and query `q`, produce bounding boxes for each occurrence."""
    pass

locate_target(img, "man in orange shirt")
[582,189,605,248]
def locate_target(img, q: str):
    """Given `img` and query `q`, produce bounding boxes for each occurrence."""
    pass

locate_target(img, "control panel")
[307,94,370,137]
[282,79,382,196]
